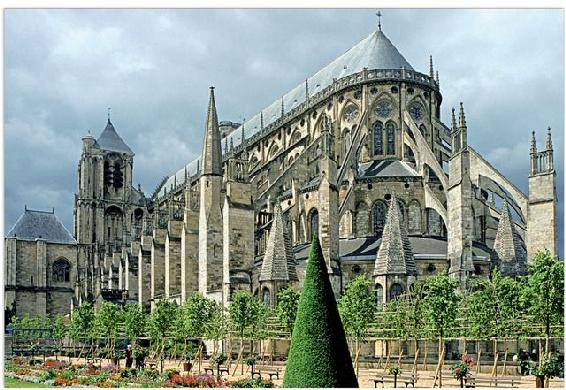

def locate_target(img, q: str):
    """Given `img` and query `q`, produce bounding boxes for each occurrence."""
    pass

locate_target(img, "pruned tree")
[229,291,263,375]
[276,286,300,335]
[339,274,377,375]
[123,304,147,347]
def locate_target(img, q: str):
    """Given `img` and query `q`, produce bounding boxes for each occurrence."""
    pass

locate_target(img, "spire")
[493,201,528,275]
[436,70,440,87]
[530,131,537,154]
[260,111,264,130]
[546,126,553,151]
[201,86,222,176]
[241,118,246,142]
[281,96,285,117]
[259,204,298,282]
[458,102,466,129]
[373,195,416,276]
[429,55,434,78]
[451,107,457,131]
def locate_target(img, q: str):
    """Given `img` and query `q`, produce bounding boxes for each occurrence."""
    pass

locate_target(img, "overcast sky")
[4,9,564,254]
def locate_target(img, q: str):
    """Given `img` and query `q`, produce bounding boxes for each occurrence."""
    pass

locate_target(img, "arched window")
[309,209,319,240]
[386,122,396,155]
[390,283,404,300]
[408,201,422,234]
[373,201,387,237]
[113,161,123,188]
[397,199,406,224]
[373,121,383,155]
[375,283,384,306]
[262,287,270,306]
[53,259,70,282]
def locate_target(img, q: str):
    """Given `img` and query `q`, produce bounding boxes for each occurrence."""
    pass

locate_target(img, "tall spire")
[546,126,553,151]
[201,86,223,176]
[259,204,298,282]
[436,70,440,86]
[373,195,416,276]
[260,111,264,130]
[429,55,434,78]
[530,131,537,154]
[458,102,466,129]
[451,107,457,131]
[493,201,528,275]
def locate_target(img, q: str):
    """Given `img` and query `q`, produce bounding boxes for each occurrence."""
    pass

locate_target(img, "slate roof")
[157,28,415,197]
[358,159,419,179]
[292,237,491,262]
[374,195,417,275]
[259,204,298,282]
[7,208,76,244]
[95,120,134,155]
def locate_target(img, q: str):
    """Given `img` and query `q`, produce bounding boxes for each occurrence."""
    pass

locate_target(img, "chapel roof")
[157,28,414,197]
[7,208,76,245]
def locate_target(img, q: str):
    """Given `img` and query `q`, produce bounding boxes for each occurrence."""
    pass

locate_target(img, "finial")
[281,96,285,116]
[209,85,215,91]
[451,107,457,131]
[260,111,264,130]
[530,131,537,153]
[458,102,466,128]
[376,11,382,31]
[429,56,434,78]
[305,79,309,100]
[241,118,246,141]
[230,137,234,151]
[224,137,228,152]
[107,107,111,123]
[546,126,553,150]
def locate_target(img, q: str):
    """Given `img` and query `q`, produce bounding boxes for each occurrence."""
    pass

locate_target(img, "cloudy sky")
[4,9,564,253]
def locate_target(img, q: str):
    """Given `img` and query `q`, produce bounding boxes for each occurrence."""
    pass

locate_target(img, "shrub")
[163,373,226,387]
[229,378,274,388]
[282,236,358,388]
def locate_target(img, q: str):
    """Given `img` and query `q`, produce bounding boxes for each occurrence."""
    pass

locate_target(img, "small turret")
[429,55,434,78]
[458,102,467,149]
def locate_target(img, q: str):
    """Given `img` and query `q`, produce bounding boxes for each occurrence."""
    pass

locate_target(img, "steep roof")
[157,28,414,197]
[373,195,417,276]
[493,202,528,275]
[359,159,419,179]
[259,204,298,282]
[96,119,134,155]
[201,87,223,176]
[7,208,76,245]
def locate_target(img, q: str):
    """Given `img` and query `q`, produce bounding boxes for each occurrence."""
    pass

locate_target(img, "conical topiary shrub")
[283,236,358,388]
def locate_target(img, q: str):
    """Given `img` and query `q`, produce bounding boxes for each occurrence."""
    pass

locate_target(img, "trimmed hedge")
[283,236,358,388]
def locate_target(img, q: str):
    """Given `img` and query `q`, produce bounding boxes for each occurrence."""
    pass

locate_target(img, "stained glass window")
[373,121,383,155]
[386,122,396,154]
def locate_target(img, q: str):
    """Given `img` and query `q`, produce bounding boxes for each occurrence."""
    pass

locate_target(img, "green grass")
[4,377,53,388]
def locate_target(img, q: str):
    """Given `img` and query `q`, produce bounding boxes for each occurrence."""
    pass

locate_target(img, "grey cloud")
[4,9,563,255]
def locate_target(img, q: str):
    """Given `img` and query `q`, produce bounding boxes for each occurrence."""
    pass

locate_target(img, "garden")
[3,248,564,388]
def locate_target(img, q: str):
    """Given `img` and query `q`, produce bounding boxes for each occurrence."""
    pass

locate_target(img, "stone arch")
[339,209,353,238]
[385,120,396,155]
[290,129,302,145]
[408,200,422,235]
[372,200,387,237]
[307,208,319,240]
[262,287,270,306]
[389,282,404,300]
[52,258,71,283]
[104,205,124,243]
[267,143,280,160]
[426,207,445,237]
[375,283,384,306]
[372,120,384,155]
[355,201,370,237]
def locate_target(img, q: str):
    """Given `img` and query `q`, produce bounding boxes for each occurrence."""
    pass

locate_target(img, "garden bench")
[374,373,418,388]
[256,368,280,380]
[204,365,229,376]
[145,359,158,370]
[465,375,521,388]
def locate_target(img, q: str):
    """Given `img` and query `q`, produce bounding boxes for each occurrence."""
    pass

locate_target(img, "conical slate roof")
[96,119,133,155]
[373,195,416,276]
[7,208,76,244]
[493,202,528,275]
[157,28,414,197]
[259,204,298,282]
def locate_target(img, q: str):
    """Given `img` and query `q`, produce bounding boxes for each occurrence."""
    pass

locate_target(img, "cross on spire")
[107,107,112,122]
[376,11,382,31]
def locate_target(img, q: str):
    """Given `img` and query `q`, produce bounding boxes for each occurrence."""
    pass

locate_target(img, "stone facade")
[6,24,559,318]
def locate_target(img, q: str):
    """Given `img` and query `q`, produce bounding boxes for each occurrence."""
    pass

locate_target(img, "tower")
[527,128,557,259]
[198,87,225,300]
[447,103,474,287]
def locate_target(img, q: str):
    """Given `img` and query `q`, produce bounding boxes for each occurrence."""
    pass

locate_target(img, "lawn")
[4,376,52,387]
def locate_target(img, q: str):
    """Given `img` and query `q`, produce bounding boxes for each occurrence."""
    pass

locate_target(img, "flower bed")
[4,357,275,387]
